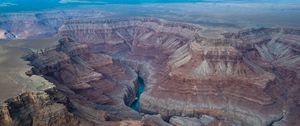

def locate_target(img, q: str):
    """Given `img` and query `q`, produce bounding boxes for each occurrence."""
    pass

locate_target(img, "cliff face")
[18,18,300,126]
[0,105,13,126]
[25,36,142,123]
[0,88,95,126]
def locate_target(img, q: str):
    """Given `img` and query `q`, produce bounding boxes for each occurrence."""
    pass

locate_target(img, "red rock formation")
[0,88,97,126]
[22,18,300,126]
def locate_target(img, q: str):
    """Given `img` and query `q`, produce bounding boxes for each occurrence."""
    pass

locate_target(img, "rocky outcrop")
[0,105,13,126]
[0,88,96,126]
[25,36,141,122]
[142,114,172,126]
[23,17,300,126]
[1,88,162,126]
[169,115,229,126]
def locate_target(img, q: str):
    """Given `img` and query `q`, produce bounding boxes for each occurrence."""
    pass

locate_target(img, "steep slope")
[0,88,95,126]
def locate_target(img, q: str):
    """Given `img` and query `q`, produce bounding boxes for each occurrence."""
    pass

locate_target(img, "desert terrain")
[0,1,300,126]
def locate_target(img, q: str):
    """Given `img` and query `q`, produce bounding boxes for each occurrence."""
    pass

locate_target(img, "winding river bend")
[130,76,145,111]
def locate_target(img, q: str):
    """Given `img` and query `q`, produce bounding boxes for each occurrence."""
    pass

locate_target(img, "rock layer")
[0,88,96,126]
[0,10,110,39]
[20,18,300,126]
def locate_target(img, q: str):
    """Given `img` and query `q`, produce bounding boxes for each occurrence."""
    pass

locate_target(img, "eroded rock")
[19,18,300,126]
[170,116,212,126]
[0,88,95,126]
[142,114,172,126]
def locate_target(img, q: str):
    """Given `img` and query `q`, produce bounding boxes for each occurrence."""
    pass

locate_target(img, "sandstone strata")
[6,18,300,126]
[0,88,96,126]
[169,115,229,126]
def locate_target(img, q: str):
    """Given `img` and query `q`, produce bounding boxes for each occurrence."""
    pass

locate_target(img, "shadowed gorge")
[130,76,145,111]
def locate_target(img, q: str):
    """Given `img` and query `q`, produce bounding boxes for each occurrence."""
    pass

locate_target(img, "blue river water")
[130,76,145,111]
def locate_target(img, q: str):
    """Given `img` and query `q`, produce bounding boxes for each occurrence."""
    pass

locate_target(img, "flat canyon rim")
[0,38,57,101]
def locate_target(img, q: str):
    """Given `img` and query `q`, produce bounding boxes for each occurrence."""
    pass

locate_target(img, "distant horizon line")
[1,0,300,13]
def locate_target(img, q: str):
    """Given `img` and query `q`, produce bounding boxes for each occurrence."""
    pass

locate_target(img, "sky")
[1,0,300,13]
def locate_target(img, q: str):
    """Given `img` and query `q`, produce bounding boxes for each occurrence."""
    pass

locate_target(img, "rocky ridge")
[0,88,95,126]
[0,9,110,39]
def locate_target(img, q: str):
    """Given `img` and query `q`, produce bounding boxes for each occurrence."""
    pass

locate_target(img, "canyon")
[0,9,110,39]
[0,17,299,126]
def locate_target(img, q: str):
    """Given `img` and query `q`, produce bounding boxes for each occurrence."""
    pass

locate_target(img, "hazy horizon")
[1,0,300,13]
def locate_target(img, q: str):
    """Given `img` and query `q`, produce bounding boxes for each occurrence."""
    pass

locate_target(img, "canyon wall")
[58,18,300,126]
[2,17,300,126]
[0,88,96,126]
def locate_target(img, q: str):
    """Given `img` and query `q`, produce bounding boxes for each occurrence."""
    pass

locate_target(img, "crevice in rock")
[124,72,145,112]
[267,115,284,126]
[130,75,145,111]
